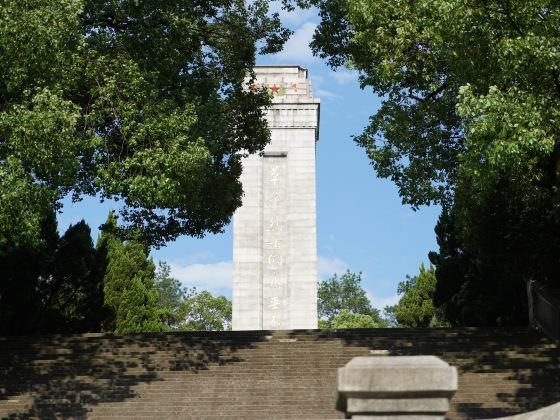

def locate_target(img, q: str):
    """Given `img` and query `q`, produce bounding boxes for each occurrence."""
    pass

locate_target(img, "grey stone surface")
[337,356,457,419]
[347,397,449,413]
[232,66,320,330]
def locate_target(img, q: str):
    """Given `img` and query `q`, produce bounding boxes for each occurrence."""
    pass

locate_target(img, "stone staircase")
[1,328,559,419]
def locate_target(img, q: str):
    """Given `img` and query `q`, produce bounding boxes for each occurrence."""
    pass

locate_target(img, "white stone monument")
[232,65,320,330]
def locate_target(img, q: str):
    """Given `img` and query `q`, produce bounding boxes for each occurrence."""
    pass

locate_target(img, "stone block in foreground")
[336,356,458,419]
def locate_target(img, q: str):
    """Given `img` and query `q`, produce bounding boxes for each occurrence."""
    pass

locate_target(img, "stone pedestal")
[336,356,458,419]
[232,66,320,331]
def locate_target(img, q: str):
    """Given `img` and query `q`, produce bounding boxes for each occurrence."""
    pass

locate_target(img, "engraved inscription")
[262,156,288,329]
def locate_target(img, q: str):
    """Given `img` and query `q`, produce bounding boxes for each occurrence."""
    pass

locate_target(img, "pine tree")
[98,213,167,333]
[43,220,106,333]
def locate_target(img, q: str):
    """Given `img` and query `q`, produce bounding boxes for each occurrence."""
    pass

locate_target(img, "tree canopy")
[385,263,448,328]
[0,211,108,335]
[318,270,386,328]
[330,309,379,329]
[300,0,560,208]
[1,0,289,248]
[0,211,232,335]
[97,212,168,333]
[289,0,560,325]
[183,291,232,331]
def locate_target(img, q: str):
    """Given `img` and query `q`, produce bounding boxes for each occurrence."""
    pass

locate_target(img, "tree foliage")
[290,0,560,325]
[183,291,232,331]
[385,263,448,328]
[318,270,385,328]
[46,220,108,332]
[97,213,168,333]
[153,262,232,331]
[0,211,232,334]
[154,262,193,330]
[1,0,290,248]
[0,211,107,335]
[300,0,560,207]
[329,309,379,329]
[98,214,233,333]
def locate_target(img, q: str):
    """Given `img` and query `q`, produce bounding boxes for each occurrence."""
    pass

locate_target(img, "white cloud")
[168,260,232,295]
[317,255,348,279]
[268,1,316,26]
[330,69,359,85]
[369,293,400,311]
[276,22,318,63]
[166,254,350,293]
[310,74,340,100]
[314,88,340,99]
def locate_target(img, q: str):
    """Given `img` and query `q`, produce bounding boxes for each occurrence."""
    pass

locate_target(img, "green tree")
[0,211,107,334]
[42,220,107,333]
[288,0,560,324]
[318,270,385,328]
[183,291,232,331]
[297,0,560,208]
[154,262,193,330]
[429,205,536,326]
[0,210,58,334]
[0,209,231,334]
[152,262,233,331]
[386,263,448,328]
[1,0,290,248]
[330,309,379,329]
[98,213,167,333]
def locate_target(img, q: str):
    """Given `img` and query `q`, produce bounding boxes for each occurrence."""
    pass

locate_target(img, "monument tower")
[232,65,320,330]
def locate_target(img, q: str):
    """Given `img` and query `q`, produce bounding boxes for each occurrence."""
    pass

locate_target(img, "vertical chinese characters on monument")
[263,157,288,329]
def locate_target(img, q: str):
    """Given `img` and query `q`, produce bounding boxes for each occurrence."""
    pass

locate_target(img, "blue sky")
[57,3,441,311]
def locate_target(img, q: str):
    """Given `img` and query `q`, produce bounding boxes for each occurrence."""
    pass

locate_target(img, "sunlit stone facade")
[232,65,320,330]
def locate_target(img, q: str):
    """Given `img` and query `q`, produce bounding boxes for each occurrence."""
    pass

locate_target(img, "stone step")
[1,328,559,419]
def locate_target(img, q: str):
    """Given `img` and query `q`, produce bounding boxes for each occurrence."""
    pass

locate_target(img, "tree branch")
[408,82,448,103]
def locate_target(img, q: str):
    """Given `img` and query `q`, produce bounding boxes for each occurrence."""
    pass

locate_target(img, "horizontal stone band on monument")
[262,151,287,157]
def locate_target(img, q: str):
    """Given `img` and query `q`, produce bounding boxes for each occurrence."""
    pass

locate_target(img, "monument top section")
[249,65,320,105]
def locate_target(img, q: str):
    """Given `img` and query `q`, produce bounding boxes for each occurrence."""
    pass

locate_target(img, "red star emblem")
[291,83,298,92]
[251,83,258,92]
[270,84,280,94]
